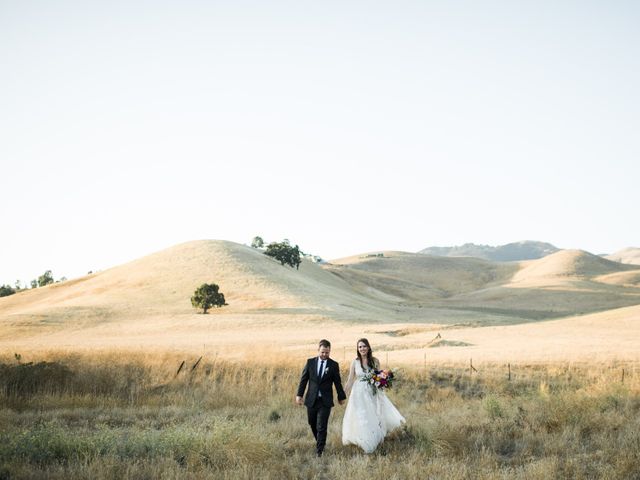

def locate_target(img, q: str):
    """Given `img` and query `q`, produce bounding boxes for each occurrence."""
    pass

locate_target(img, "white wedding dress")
[341,359,406,453]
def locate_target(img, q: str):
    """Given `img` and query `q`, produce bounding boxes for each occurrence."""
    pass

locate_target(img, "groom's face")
[318,346,331,360]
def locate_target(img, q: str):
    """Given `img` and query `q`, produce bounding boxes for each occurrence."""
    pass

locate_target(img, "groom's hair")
[318,339,331,349]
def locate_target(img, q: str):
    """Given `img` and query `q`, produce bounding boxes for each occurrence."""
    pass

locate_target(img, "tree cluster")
[264,241,302,269]
[37,270,54,287]
[0,285,16,297]
[0,270,65,298]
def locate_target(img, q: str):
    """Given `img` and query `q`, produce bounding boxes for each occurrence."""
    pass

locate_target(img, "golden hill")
[430,250,640,321]
[0,241,436,347]
[511,249,636,282]
[327,251,517,299]
[595,270,640,287]
[0,240,400,326]
[606,247,640,265]
[324,249,640,322]
[2,240,640,361]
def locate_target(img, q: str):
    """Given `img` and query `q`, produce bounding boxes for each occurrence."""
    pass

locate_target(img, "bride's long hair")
[356,338,376,370]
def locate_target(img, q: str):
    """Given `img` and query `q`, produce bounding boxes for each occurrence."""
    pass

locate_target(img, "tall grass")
[1,352,640,479]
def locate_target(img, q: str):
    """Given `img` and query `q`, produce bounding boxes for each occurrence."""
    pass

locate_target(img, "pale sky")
[1,1,639,286]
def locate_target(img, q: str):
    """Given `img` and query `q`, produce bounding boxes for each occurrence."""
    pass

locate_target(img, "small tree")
[30,279,38,289]
[264,241,302,269]
[37,270,54,287]
[191,283,227,314]
[251,236,264,249]
[0,284,16,297]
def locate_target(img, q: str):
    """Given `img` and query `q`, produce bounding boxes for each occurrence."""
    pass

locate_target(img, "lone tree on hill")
[191,283,227,314]
[264,241,302,269]
[251,236,264,248]
[37,270,54,287]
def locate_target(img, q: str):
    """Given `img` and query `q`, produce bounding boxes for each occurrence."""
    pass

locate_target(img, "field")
[2,352,640,480]
[2,240,640,364]
[2,240,640,478]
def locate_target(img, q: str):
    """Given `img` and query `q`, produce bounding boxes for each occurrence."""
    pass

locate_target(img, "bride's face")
[357,342,369,356]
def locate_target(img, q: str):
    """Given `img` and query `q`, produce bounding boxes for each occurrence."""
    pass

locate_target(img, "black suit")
[297,357,346,455]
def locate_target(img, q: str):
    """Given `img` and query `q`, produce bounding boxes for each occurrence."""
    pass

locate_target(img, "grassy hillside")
[419,240,558,261]
[606,247,640,265]
[327,249,640,323]
[327,251,517,299]
[2,240,640,361]
[511,250,636,282]
[0,241,403,340]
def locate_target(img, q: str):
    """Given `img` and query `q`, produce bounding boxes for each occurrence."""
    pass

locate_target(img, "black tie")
[319,360,325,377]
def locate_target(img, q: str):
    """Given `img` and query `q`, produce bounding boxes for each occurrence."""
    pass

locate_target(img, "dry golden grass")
[2,241,639,477]
[606,247,640,265]
[2,351,640,479]
[328,250,517,298]
[1,240,640,364]
[511,249,634,281]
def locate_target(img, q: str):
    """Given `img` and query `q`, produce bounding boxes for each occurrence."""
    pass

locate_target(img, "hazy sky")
[1,1,639,285]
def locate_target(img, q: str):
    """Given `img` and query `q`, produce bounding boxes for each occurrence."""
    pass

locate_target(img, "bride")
[342,338,405,453]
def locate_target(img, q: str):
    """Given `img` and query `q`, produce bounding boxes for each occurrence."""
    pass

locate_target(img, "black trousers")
[307,397,332,455]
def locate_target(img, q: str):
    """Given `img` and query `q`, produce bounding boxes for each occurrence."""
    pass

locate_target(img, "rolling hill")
[0,240,408,334]
[605,247,640,265]
[419,241,559,261]
[327,251,517,300]
[511,249,637,282]
[325,249,640,323]
[2,240,640,361]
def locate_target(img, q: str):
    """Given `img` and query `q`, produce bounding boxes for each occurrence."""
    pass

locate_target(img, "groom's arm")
[295,360,310,405]
[333,361,347,404]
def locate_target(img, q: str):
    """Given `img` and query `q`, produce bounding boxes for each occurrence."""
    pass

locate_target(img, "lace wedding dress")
[341,359,406,453]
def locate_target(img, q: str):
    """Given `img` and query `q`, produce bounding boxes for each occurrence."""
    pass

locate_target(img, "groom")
[296,339,346,457]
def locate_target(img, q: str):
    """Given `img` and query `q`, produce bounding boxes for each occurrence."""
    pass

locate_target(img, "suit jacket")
[297,357,347,408]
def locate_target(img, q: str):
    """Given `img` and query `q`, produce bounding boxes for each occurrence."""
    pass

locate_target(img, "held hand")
[295,396,304,405]
[338,399,345,406]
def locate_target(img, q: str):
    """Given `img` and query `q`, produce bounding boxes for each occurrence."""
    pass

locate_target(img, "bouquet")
[361,369,395,395]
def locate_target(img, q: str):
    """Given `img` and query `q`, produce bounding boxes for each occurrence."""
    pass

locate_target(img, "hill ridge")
[605,247,640,265]
[419,240,558,261]
[2,241,640,355]
[512,249,637,283]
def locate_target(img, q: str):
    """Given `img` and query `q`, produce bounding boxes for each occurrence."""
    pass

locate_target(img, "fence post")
[622,368,625,384]
[508,363,511,381]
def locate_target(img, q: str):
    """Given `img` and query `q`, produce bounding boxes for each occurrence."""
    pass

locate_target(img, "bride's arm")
[345,359,356,396]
